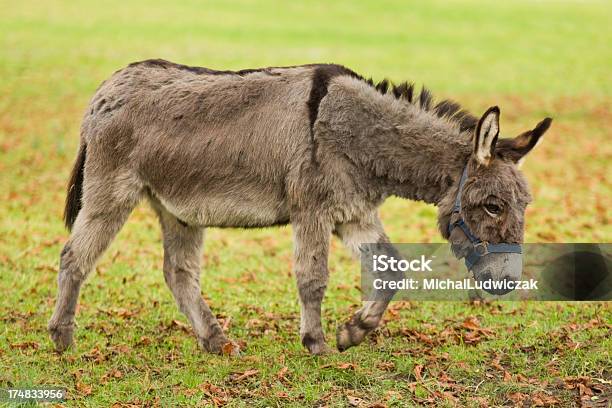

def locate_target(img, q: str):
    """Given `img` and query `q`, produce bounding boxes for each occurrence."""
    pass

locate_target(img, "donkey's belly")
[157,190,290,228]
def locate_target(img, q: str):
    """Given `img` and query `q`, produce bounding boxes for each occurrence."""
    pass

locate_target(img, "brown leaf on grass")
[199,382,229,406]
[136,336,151,347]
[376,361,395,371]
[384,390,402,402]
[1,310,34,323]
[220,316,232,332]
[400,328,435,345]
[76,381,92,396]
[531,392,560,406]
[221,342,239,356]
[564,376,592,390]
[276,366,289,381]
[490,354,504,371]
[437,371,460,390]
[468,396,489,407]
[103,307,137,319]
[413,364,424,381]
[181,388,198,397]
[100,368,123,384]
[462,330,485,345]
[320,362,357,370]
[10,341,39,350]
[578,383,594,397]
[34,264,58,273]
[460,316,481,330]
[515,373,530,384]
[229,369,259,383]
[461,316,495,335]
[457,317,496,345]
[245,317,278,337]
[169,319,191,333]
[82,347,105,363]
[337,362,357,370]
[113,344,131,354]
[347,395,364,407]
[508,392,529,404]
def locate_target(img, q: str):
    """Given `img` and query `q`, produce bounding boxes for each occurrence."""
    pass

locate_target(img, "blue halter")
[448,166,522,269]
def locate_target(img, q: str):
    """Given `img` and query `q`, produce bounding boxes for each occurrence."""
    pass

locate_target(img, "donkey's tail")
[64,141,87,231]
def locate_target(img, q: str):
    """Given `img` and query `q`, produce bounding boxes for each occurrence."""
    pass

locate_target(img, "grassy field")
[0,0,611,406]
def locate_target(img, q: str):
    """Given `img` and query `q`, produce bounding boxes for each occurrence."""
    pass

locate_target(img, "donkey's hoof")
[199,335,240,356]
[301,334,332,355]
[309,343,335,356]
[336,322,367,352]
[48,323,74,353]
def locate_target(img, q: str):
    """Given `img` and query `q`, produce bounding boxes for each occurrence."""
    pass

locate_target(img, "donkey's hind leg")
[48,188,139,352]
[150,199,238,355]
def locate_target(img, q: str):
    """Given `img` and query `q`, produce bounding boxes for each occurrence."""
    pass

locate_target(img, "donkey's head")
[438,107,552,294]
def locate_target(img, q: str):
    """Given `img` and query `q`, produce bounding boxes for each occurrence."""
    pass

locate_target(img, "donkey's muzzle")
[471,252,523,295]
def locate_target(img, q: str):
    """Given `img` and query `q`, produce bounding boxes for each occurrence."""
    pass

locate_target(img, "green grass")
[0,0,611,406]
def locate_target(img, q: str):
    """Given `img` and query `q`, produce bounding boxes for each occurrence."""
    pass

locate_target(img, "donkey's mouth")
[471,252,523,295]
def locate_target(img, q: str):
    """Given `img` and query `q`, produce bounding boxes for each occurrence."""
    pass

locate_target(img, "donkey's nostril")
[477,271,493,283]
[474,271,514,296]
[489,275,514,296]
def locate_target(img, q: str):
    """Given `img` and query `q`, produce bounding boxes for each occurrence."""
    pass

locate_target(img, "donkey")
[48,59,552,355]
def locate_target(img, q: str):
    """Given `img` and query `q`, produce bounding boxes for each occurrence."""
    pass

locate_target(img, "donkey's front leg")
[334,216,399,351]
[292,217,333,355]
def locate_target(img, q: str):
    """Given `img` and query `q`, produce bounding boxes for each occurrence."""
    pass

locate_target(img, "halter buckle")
[473,242,489,256]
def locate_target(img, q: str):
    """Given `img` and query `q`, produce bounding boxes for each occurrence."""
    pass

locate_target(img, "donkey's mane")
[356,76,478,133]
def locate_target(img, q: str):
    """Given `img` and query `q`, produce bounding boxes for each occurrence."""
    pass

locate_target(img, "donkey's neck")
[326,79,473,205]
[369,128,471,205]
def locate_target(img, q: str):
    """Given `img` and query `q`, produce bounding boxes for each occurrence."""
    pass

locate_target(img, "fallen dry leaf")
[10,341,39,350]
[76,381,92,396]
[82,347,105,363]
[136,336,151,347]
[229,369,259,383]
[531,392,560,406]
[169,319,191,333]
[377,361,395,371]
[347,395,364,406]
[221,342,239,356]
[490,354,504,371]
[337,362,357,370]
[413,364,424,381]
[276,366,289,381]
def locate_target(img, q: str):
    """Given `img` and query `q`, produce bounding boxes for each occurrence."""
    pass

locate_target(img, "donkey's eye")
[484,204,502,217]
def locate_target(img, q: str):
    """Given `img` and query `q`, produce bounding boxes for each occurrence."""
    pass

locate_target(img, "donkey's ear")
[473,106,500,166]
[496,117,552,165]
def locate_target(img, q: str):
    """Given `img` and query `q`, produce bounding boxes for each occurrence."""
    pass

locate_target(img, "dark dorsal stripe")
[306,64,361,132]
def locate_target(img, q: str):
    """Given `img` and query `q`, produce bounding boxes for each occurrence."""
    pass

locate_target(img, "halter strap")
[449,165,522,269]
[452,166,469,214]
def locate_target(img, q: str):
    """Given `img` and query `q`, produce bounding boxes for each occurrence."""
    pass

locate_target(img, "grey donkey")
[48,60,552,355]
